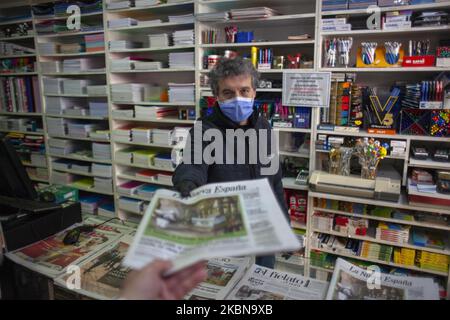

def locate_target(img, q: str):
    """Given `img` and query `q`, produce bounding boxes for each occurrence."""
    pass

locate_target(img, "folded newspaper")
[326,258,440,300]
[123,178,301,273]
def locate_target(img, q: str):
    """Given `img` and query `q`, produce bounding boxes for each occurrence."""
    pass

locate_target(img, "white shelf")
[42,71,106,76]
[112,101,195,106]
[69,184,114,196]
[0,72,37,76]
[201,40,315,48]
[279,150,310,158]
[0,53,35,59]
[115,160,175,173]
[200,68,313,74]
[113,139,178,149]
[109,21,194,32]
[118,174,173,187]
[0,18,32,26]
[48,134,110,143]
[313,207,450,232]
[33,11,103,22]
[282,177,308,191]
[321,25,450,36]
[40,51,105,57]
[53,168,97,178]
[45,114,108,120]
[106,0,194,13]
[117,192,153,202]
[48,153,112,164]
[319,67,449,73]
[312,228,450,256]
[109,45,195,53]
[0,112,42,116]
[44,93,108,98]
[408,158,450,171]
[311,246,448,277]
[309,191,448,215]
[205,13,316,25]
[37,30,104,38]
[111,68,195,73]
[113,116,194,124]
[321,2,450,16]
[0,129,43,135]
[315,129,450,142]
[273,127,311,133]
[0,35,34,41]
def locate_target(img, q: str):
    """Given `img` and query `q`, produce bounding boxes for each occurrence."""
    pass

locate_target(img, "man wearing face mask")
[172,57,288,269]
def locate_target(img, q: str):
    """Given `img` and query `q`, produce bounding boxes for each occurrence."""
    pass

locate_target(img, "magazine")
[5,217,131,278]
[123,179,301,273]
[185,257,252,300]
[55,236,133,300]
[326,258,440,300]
[226,264,329,300]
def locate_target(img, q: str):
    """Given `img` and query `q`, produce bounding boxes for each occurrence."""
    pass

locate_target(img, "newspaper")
[185,257,252,300]
[55,236,133,300]
[5,217,132,278]
[226,264,329,300]
[326,258,440,300]
[123,179,301,273]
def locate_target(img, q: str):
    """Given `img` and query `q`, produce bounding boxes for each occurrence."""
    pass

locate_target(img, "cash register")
[0,134,82,251]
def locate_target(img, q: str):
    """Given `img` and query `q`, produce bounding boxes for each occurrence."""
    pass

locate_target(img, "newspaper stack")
[138,19,163,27]
[79,195,104,214]
[131,127,152,144]
[134,105,178,119]
[172,29,194,46]
[229,7,279,20]
[110,57,136,71]
[154,153,174,170]
[109,40,143,51]
[90,130,110,141]
[119,197,144,214]
[98,202,115,217]
[196,12,229,22]
[169,52,194,69]
[71,162,91,173]
[118,181,145,196]
[134,61,163,70]
[88,101,109,117]
[92,142,112,160]
[68,122,102,138]
[148,33,169,48]
[112,108,134,118]
[108,18,138,29]
[45,97,67,115]
[43,78,64,94]
[59,43,84,54]
[94,177,113,194]
[48,138,76,155]
[46,117,67,136]
[52,159,71,171]
[64,106,89,116]
[168,82,195,103]
[168,13,195,24]
[92,163,113,178]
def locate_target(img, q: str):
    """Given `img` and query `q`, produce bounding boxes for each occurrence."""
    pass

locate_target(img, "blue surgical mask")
[218,97,254,123]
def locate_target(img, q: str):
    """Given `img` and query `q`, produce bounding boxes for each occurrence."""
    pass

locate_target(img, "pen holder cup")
[236,31,254,43]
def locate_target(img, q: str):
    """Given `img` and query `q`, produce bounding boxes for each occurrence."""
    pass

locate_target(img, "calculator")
[412,147,429,160]
[295,169,309,185]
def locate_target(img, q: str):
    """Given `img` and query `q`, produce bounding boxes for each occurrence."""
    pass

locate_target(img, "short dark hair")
[209,57,260,96]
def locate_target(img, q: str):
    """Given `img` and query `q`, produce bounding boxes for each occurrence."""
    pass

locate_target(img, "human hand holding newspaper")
[123,178,301,275]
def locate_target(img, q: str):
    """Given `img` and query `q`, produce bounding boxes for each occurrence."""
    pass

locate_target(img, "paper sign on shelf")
[282,71,331,108]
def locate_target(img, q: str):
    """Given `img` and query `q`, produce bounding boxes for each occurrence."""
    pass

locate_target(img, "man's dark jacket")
[172,106,289,268]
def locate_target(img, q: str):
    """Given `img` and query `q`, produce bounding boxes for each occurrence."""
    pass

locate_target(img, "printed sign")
[283,71,331,108]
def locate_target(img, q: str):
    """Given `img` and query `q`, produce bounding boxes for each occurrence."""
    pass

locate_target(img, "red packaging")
[402,55,435,67]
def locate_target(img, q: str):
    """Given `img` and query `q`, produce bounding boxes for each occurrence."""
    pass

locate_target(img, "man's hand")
[120,260,207,300]
[175,180,197,198]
